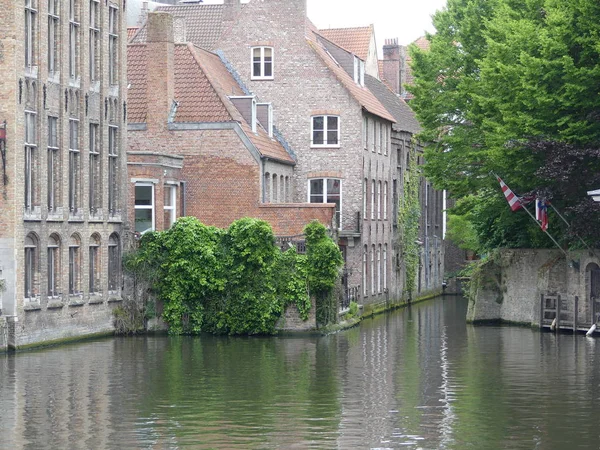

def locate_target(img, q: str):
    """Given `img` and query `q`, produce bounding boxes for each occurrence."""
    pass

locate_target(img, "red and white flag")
[536,198,548,231]
[497,176,522,211]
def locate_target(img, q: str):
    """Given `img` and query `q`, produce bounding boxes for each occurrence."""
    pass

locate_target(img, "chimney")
[173,16,186,43]
[382,38,400,95]
[146,12,175,131]
[223,0,242,24]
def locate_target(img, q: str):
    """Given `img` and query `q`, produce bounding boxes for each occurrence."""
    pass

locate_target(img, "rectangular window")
[363,246,368,297]
[89,243,99,294]
[369,118,375,152]
[252,47,273,79]
[377,181,382,220]
[89,123,101,215]
[108,6,119,85]
[47,238,60,298]
[69,0,80,79]
[135,183,154,234]
[47,116,59,212]
[164,185,176,229]
[108,126,119,215]
[48,0,59,75]
[383,244,388,290]
[384,181,388,220]
[363,116,367,150]
[309,178,342,229]
[69,242,80,295]
[363,178,367,220]
[69,119,80,213]
[383,126,388,155]
[89,0,100,82]
[377,245,381,293]
[370,179,375,220]
[371,245,375,295]
[311,115,339,147]
[25,0,37,69]
[353,56,365,86]
[376,121,381,154]
[25,241,36,299]
[25,111,37,211]
[108,236,120,293]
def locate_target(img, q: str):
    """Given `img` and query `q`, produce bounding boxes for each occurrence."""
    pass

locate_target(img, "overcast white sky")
[307,0,448,48]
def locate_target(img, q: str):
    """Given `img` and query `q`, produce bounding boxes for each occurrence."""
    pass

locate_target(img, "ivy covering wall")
[124,217,343,335]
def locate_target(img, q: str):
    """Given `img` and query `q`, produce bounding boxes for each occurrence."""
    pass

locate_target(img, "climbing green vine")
[398,144,421,297]
[124,217,343,335]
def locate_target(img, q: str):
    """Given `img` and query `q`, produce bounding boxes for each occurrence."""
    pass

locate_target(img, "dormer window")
[252,47,273,80]
[353,56,365,86]
[311,115,340,147]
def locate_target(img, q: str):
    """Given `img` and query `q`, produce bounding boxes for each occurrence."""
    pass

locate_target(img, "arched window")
[363,178,367,220]
[24,233,39,300]
[108,233,120,293]
[69,233,81,295]
[47,233,61,297]
[89,233,101,295]
[264,172,271,203]
[272,174,278,202]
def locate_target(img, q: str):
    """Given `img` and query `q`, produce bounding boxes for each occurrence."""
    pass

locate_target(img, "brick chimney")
[146,12,174,132]
[223,0,242,23]
[382,38,401,95]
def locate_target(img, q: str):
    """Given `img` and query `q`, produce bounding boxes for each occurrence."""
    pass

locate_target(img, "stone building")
[0,0,128,350]
[129,0,445,307]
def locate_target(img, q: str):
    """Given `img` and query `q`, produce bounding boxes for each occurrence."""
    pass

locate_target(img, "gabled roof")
[318,25,374,62]
[127,42,294,164]
[365,75,421,134]
[309,34,395,123]
[404,36,431,97]
[130,4,226,49]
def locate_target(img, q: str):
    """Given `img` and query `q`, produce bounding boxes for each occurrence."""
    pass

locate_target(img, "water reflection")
[3,297,600,449]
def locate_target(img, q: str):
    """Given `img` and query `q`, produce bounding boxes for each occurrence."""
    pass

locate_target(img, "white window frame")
[108,5,119,85]
[108,126,119,215]
[69,0,80,79]
[89,0,100,82]
[251,46,273,80]
[370,179,375,220]
[48,0,59,75]
[308,178,342,229]
[25,0,37,70]
[164,184,177,228]
[353,56,364,86]
[377,181,382,220]
[371,244,375,295]
[383,243,388,291]
[25,111,37,212]
[384,181,388,220]
[134,183,155,234]
[363,178,367,220]
[311,115,340,148]
[377,244,381,293]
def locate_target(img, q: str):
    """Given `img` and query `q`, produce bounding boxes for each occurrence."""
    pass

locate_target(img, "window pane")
[164,186,173,207]
[135,209,153,233]
[327,131,338,145]
[327,116,338,131]
[264,61,272,77]
[313,116,324,130]
[313,130,324,145]
[135,185,152,206]
[309,179,324,203]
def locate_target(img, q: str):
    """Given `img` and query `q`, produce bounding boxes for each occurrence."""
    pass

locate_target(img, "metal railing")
[342,285,360,311]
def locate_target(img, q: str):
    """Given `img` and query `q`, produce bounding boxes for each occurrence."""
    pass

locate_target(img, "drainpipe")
[180,181,186,216]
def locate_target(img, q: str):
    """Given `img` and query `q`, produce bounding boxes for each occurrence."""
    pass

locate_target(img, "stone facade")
[0,0,128,349]
[468,249,600,329]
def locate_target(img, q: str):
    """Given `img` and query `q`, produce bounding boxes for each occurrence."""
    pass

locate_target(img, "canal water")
[2,296,600,449]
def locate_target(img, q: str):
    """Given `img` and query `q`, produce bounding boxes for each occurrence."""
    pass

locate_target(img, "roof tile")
[318,26,373,61]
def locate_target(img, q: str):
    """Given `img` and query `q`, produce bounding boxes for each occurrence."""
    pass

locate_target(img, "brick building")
[0,0,128,349]
[127,12,335,236]
[130,0,445,306]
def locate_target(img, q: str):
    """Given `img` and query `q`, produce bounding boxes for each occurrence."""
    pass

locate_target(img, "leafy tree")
[409,0,600,250]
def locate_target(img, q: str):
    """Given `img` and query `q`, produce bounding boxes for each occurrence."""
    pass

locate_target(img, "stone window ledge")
[88,296,104,305]
[24,302,42,311]
[47,301,64,309]
[107,296,122,303]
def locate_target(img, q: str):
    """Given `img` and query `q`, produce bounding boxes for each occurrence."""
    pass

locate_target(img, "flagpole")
[491,172,570,260]
[520,201,570,260]
[548,203,594,251]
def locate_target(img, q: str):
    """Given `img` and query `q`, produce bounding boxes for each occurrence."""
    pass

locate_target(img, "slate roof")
[130,4,227,49]
[318,26,373,62]
[127,42,294,164]
[310,33,395,123]
[365,74,421,134]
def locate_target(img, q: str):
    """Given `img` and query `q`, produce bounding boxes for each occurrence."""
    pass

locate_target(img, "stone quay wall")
[467,248,600,327]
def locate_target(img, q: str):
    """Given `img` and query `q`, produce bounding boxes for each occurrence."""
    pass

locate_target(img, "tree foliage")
[125,218,343,335]
[409,0,600,249]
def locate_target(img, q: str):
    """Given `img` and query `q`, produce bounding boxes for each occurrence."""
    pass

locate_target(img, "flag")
[536,198,548,231]
[497,176,522,211]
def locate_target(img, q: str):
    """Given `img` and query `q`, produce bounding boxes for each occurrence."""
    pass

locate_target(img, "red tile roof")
[127,27,139,41]
[127,42,294,164]
[306,32,395,123]
[318,26,374,62]
[404,36,430,98]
